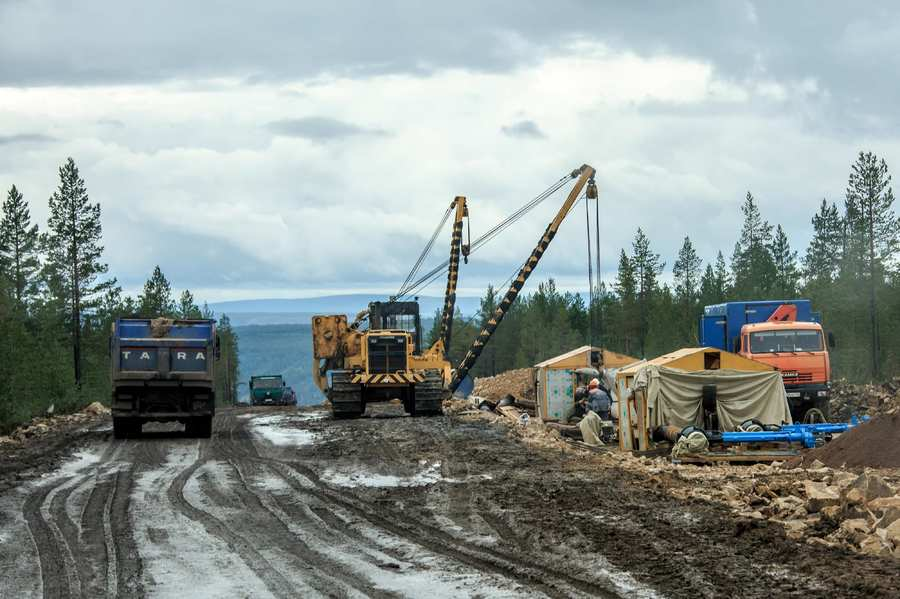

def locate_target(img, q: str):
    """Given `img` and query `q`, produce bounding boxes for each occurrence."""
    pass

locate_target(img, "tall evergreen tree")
[844,151,899,377]
[770,224,799,297]
[731,191,775,298]
[672,236,702,343]
[803,199,844,286]
[178,289,202,319]
[0,185,41,307]
[631,228,664,357]
[477,285,499,375]
[42,158,114,387]
[714,250,731,300]
[673,236,702,303]
[615,249,638,355]
[139,265,175,316]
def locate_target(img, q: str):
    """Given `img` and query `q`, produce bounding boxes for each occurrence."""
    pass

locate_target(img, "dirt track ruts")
[1,405,899,598]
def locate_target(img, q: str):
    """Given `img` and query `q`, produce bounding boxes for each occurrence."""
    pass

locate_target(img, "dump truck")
[312,164,598,418]
[249,374,289,405]
[110,317,218,438]
[699,299,834,421]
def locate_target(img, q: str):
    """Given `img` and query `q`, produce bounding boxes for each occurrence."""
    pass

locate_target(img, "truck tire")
[186,416,213,438]
[113,417,140,439]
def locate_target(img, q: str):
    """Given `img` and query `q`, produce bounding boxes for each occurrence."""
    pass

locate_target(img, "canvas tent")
[614,348,782,450]
[634,365,792,432]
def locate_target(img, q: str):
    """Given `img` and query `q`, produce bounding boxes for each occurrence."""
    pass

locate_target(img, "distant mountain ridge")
[211,294,481,326]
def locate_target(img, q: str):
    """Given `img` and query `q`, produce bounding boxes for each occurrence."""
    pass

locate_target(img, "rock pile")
[473,368,535,402]
[830,377,900,421]
[747,470,900,558]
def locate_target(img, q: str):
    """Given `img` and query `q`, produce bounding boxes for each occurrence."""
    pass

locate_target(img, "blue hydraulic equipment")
[718,429,817,448]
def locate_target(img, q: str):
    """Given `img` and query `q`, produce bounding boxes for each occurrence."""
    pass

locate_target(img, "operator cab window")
[750,329,823,353]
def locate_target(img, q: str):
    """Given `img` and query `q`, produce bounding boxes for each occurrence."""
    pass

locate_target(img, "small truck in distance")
[110,318,219,438]
[249,374,289,405]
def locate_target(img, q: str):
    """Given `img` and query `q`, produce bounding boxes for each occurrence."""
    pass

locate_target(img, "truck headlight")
[817,390,828,397]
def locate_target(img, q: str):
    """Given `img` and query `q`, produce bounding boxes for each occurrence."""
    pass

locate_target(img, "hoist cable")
[394,173,573,301]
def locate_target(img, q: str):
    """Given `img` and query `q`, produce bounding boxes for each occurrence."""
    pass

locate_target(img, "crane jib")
[450,164,596,391]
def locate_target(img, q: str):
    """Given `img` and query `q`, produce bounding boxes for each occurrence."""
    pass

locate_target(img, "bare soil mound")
[473,368,534,401]
[796,411,900,469]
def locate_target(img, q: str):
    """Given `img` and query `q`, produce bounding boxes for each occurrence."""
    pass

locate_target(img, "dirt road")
[1,405,898,598]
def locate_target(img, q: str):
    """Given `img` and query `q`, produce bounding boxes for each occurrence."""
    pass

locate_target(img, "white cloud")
[0,40,885,303]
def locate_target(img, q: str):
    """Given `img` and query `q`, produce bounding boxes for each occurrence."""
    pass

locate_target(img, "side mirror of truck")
[827,332,836,349]
[215,335,222,360]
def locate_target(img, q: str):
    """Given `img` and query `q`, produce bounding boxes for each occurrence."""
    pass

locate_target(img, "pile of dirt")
[794,412,900,469]
[472,368,534,401]
[831,377,900,421]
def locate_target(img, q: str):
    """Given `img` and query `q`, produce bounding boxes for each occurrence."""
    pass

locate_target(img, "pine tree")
[770,224,799,297]
[631,228,664,357]
[42,158,115,387]
[215,314,240,405]
[844,151,899,377]
[731,191,775,298]
[477,285,499,375]
[714,251,731,300]
[803,199,844,286]
[178,289,202,319]
[615,249,638,355]
[0,185,41,307]
[672,236,702,344]
[673,236,702,303]
[139,266,175,316]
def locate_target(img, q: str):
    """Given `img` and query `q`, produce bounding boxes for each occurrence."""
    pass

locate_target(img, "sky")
[2,1,900,304]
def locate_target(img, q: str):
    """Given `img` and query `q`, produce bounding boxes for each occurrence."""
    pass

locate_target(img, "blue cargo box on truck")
[699,300,821,352]
[110,318,218,438]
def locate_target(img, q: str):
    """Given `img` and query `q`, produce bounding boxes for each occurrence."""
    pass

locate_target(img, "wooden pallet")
[672,446,800,464]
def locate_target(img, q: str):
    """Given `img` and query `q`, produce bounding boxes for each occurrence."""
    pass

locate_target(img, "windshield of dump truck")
[750,329,823,353]
[253,378,282,389]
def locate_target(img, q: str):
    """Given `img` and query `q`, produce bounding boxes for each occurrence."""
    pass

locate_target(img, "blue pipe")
[720,430,817,448]
[779,416,868,436]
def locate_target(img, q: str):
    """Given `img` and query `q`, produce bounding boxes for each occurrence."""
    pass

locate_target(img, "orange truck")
[699,300,835,421]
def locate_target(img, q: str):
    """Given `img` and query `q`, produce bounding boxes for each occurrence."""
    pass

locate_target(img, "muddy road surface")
[1,405,898,598]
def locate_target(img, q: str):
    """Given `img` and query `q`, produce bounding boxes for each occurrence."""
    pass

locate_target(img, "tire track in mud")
[281,461,618,599]
[226,458,401,599]
[224,409,617,599]
[215,412,401,598]
[23,437,135,599]
[230,410,582,596]
[165,454,298,599]
[23,476,80,599]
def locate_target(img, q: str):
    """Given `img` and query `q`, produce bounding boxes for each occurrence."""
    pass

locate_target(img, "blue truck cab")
[110,318,219,438]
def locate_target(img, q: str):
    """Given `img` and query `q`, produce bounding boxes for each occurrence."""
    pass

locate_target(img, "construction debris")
[830,377,900,421]
[473,368,534,402]
[0,403,110,445]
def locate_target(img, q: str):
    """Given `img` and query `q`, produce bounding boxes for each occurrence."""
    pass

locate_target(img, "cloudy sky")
[2,1,900,303]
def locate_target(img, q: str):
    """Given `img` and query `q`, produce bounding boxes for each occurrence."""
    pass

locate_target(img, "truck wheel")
[186,416,213,438]
[113,417,140,439]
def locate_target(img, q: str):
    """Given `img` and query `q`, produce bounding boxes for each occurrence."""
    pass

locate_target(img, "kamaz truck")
[699,300,835,421]
[249,375,289,405]
[110,318,218,438]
